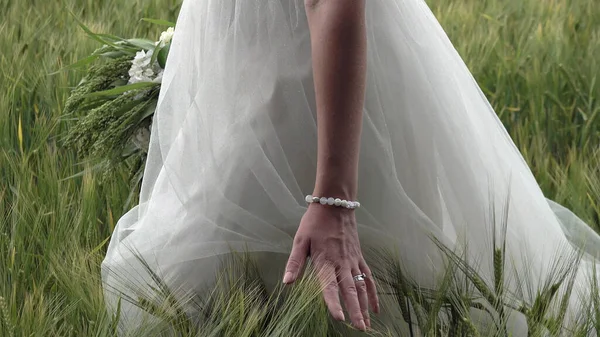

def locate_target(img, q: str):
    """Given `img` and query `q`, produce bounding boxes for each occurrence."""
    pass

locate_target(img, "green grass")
[0,0,598,336]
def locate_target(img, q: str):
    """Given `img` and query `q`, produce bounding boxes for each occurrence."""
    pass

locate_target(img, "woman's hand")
[296,1,371,330]
[283,203,379,331]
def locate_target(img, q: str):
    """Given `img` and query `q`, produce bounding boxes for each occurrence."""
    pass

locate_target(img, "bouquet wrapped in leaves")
[61,17,175,191]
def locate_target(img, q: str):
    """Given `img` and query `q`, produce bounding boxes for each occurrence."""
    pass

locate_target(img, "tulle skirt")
[101,0,600,334]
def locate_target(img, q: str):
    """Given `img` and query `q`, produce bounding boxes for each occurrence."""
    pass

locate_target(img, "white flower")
[128,64,153,84]
[127,49,163,84]
[132,50,153,67]
[126,28,173,86]
[159,27,175,46]
[143,68,155,77]
[152,70,164,84]
[132,126,151,152]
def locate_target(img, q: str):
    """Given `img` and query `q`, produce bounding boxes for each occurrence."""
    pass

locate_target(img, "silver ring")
[353,273,367,282]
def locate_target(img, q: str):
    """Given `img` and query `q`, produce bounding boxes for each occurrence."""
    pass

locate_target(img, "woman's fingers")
[352,267,370,328]
[359,260,380,313]
[283,235,309,284]
[339,269,366,331]
[316,261,345,321]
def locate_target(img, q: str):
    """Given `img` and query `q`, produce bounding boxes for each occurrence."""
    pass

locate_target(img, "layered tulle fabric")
[101,0,600,334]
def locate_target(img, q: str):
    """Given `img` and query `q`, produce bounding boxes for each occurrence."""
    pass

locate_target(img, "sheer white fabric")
[101,0,600,334]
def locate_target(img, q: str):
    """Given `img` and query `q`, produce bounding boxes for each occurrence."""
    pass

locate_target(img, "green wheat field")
[1,0,599,336]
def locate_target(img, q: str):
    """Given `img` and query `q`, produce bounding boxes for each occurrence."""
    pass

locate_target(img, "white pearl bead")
[305,195,360,209]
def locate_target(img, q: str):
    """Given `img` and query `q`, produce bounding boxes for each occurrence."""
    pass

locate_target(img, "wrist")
[306,202,357,217]
[312,183,357,203]
[313,157,359,200]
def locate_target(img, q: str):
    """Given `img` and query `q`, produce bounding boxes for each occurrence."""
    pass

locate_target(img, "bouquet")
[60,17,175,192]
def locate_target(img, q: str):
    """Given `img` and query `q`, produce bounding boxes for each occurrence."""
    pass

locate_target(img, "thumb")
[283,236,309,284]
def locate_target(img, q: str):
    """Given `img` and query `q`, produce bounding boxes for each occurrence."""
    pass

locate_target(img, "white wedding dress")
[101,0,600,335]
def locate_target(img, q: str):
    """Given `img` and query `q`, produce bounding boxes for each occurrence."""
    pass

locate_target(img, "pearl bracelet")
[305,195,361,210]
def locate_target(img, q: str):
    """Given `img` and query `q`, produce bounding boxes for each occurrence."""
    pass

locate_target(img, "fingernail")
[358,319,366,330]
[365,318,371,328]
[338,310,345,321]
[282,272,293,284]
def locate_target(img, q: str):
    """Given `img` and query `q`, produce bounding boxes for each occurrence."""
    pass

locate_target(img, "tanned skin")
[283,0,378,332]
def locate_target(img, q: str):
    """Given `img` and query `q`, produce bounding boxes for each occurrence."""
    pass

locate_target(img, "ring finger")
[339,269,366,331]
[352,267,370,328]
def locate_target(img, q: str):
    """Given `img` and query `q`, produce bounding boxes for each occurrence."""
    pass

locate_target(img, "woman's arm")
[306,0,367,201]
[284,1,378,332]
